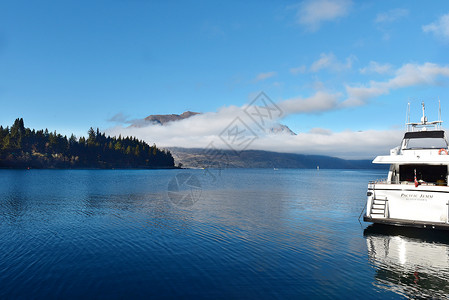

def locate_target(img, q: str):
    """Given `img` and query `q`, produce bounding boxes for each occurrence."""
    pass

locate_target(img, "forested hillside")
[169,147,383,169]
[0,118,175,169]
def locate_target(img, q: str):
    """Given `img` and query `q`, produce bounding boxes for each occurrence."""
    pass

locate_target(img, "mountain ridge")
[144,111,200,125]
[169,147,383,169]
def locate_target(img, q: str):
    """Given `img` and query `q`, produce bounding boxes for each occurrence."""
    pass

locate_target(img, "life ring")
[439,148,448,155]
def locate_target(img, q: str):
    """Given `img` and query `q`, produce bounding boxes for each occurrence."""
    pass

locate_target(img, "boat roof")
[403,130,445,139]
[373,102,449,165]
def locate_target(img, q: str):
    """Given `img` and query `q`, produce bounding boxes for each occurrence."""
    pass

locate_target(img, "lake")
[1,168,449,298]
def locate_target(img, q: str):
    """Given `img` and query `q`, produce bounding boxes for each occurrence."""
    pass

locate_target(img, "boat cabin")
[377,130,449,186]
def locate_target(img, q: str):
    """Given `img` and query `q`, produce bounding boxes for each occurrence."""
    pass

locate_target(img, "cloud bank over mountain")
[106,57,449,160]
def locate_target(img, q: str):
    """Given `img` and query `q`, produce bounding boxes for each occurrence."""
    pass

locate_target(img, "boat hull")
[365,183,449,229]
[363,216,449,230]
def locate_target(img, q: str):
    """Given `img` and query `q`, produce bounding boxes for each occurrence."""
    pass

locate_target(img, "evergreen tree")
[0,119,174,169]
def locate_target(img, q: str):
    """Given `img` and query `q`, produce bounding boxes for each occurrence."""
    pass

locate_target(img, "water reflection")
[364,225,449,298]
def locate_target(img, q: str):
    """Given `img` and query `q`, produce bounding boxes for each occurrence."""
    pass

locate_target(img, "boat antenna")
[421,101,427,125]
[439,97,442,129]
[406,102,410,130]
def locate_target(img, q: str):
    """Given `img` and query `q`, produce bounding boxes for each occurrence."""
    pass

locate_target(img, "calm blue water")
[0,169,448,298]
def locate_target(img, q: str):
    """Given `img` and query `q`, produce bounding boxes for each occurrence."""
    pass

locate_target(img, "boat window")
[405,138,447,149]
[399,164,447,184]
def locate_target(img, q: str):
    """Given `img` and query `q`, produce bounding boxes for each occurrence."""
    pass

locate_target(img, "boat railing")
[447,202,449,224]
[369,179,448,186]
[369,179,388,184]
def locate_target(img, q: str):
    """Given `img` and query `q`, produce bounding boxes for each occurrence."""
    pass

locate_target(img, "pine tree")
[87,127,96,146]
[125,146,132,155]
[0,118,175,169]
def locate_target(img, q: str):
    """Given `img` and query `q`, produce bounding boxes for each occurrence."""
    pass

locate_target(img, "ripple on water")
[0,169,446,298]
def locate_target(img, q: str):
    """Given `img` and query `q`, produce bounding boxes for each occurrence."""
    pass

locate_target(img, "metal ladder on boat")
[370,198,388,218]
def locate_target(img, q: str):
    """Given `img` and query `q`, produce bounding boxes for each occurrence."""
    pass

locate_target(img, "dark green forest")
[0,118,175,169]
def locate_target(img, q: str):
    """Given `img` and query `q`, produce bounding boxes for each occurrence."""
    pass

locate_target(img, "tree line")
[0,118,175,169]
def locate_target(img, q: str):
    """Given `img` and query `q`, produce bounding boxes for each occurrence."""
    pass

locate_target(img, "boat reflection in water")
[364,225,449,298]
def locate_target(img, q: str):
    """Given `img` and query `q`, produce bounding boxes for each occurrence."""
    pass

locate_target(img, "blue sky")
[2,1,449,158]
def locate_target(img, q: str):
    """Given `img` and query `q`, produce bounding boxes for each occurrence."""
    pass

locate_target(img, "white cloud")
[309,127,333,135]
[343,62,449,107]
[423,13,449,40]
[106,115,402,159]
[359,61,393,75]
[107,88,396,158]
[290,65,307,75]
[278,91,340,114]
[105,91,343,157]
[343,84,388,107]
[107,112,131,123]
[105,61,449,159]
[254,71,277,82]
[389,63,449,87]
[272,81,284,88]
[249,129,403,159]
[296,0,352,32]
[310,53,334,72]
[310,52,354,72]
[374,8,409,41]
[202,22,226,38]
[106,106,248,150]
[375,8,409,23]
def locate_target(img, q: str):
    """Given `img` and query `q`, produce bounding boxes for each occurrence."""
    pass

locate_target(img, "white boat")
[364,102,449,229]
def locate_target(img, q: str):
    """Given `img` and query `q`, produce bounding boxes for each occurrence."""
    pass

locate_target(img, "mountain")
[169,147,384,169]
[129,111,200,127]
[143,111,200,126]
[267,124,296,135]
